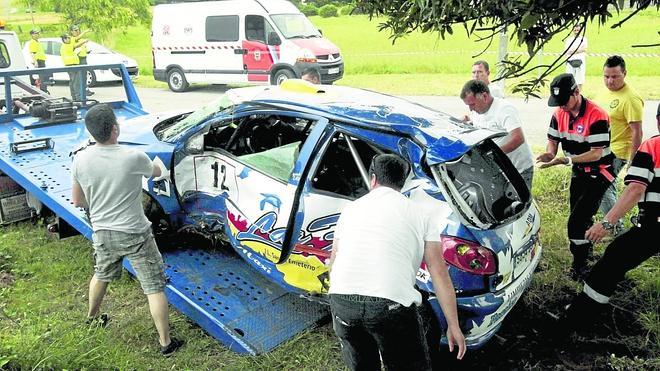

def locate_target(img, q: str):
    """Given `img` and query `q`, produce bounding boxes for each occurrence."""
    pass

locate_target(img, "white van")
[0,31,29,72]
[0,31,32,98]
[152,0,344,92]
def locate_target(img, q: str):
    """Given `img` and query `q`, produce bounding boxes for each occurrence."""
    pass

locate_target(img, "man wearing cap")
[536,73,615,281]
[70,25,94,96]
[60,33,88,101]
[564,102,660,331]
[28,29,50,93]
[595,55,644,234]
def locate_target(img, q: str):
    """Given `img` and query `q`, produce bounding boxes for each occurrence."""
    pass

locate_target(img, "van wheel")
[86,70,97,87]
[167,68,189,92]
[273,69,295,85]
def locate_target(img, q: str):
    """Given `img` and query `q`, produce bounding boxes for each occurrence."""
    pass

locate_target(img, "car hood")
[118,111,185,148]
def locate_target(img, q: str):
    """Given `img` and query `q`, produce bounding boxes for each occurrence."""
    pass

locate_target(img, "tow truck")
[0,31,328,354]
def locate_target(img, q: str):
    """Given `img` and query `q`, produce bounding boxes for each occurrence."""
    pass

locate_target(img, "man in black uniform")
[536,73,615,280]
[565,103,660,326]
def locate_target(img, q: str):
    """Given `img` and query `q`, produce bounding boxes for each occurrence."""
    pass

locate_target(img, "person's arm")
[74,39,88,48]
[538,147,603,169]
[535,140,558,165]
[424,241,466,360]
[328,239,339,271]
[629,122,643,162]
[152,163,162,178]
[499,127,525,154]
[585,182,646,242]
[71,180,88,209]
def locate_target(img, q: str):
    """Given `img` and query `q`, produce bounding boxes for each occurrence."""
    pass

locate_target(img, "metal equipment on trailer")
[0,64,328,354]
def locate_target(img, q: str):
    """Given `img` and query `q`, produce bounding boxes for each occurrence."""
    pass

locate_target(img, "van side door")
[242,15,279,83]
[205,15,246,83]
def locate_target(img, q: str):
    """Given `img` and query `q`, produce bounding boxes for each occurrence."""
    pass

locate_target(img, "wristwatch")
[601,220,615,232]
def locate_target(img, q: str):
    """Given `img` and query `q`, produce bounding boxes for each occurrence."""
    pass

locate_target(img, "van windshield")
[270,14,321,39]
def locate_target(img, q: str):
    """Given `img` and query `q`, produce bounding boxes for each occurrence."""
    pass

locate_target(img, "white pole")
[496,28,508,92]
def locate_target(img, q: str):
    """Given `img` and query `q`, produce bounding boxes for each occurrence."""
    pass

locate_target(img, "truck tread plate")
[0,108,328,354]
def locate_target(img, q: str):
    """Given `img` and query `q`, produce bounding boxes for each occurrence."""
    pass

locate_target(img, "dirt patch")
[431,284,655,370]
[0,271,14,287]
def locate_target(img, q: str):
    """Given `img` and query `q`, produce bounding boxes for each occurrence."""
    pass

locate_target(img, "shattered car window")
[160,94,233,141]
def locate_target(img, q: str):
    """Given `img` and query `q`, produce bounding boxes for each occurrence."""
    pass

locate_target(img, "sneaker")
[161,337,184,357]
[85,313,109,328]
[86,90,95,96]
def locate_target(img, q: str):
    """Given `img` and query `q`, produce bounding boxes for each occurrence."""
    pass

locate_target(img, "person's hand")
[462,114,470,123]
[535,152,554,163]
[537,157,567,169]
[585,222,608,243]
[536,153,566,169]
[446,324,466,360]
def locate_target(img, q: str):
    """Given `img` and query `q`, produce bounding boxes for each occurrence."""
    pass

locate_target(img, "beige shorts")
[92,229,166,295]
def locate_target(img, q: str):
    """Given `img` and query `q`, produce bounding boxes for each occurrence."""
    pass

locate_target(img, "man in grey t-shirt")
[72,104,183,356]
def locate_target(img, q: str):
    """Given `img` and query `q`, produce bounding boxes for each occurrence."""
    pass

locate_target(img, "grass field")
[5,8,659,98]
[0,168,658,369]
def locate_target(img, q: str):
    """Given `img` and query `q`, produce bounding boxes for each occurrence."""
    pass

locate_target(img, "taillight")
[441,235,496,275]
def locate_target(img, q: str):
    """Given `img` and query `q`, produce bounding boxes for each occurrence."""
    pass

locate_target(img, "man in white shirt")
[328,154,465,370]
[565,24,588,91]
[461,80,535,189]
[471,60,504,98]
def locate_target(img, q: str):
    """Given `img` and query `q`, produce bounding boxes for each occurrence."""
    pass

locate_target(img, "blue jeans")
[329,294,430,371]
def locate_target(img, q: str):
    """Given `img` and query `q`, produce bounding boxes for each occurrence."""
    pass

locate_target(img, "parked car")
[118,80,542,349]
[22,38,139,86]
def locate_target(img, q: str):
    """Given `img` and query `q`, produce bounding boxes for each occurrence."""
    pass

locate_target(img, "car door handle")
[234,48,247,55]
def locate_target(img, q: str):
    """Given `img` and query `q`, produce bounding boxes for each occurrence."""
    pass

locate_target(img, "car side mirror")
[267,32,281,46]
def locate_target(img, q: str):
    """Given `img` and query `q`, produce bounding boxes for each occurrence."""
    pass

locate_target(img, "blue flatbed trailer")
[0,65,328,354]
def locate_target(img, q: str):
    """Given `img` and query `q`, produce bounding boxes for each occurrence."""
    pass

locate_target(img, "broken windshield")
[159,94,233,141]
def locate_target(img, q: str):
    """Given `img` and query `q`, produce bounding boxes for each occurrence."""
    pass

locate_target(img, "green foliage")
[309,0,334,7]
[318,4,339,18]
[353,0,660,97]
[299,4,318,17]
[39,0,151,41]
[339,5,355,16]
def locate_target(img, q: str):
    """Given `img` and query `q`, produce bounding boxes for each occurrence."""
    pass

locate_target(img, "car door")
[172,110,332,292]
[276,125,406,294]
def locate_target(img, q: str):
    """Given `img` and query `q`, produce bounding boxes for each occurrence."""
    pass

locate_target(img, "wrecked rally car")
[123,81,542,349]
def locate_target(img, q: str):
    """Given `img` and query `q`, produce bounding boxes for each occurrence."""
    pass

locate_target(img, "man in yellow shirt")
[28,29,50,93]
[70,25,94,96]
[596,55,644,232]
[60,33,88,101]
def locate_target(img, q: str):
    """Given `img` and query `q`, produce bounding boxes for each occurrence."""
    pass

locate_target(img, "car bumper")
[428,241,543,349]
[293,60,344,84]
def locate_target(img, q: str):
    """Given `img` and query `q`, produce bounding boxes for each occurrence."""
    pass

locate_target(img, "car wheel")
[86,70,97,87]
[272,69,295,85]
[167,68,189,92]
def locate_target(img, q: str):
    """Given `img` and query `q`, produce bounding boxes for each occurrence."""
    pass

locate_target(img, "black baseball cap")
[548,73,578,107]
[61,33,70,40]
[30,28,41,35]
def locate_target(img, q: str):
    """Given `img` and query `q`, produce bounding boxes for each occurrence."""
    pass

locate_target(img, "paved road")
[52,84,659,148]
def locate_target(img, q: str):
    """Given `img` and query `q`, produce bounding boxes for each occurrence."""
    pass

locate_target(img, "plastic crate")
[0,174,32,224]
